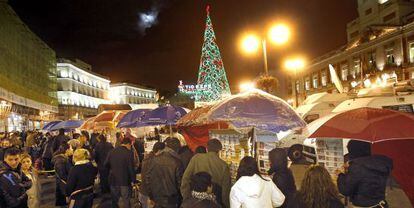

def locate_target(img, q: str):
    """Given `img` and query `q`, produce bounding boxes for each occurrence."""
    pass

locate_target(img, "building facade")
[0,0,58,131]
[57,59,110,120]
[292,0,414,106]
[109,83,157,108]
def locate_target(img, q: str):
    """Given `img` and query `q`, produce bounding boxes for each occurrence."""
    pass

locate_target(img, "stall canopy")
[117,109,151,128]
[42,120,62,131]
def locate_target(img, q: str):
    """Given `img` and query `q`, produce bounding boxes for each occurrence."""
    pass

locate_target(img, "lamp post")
[285,58,305,107]
[240,24,290,76]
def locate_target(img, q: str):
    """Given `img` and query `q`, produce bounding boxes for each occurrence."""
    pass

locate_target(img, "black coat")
[94,141,113,170]
[337,155,393,207]
[52,134,70,153]
[287,193,344,208]
[105,146,136,186]
[0,162,32,208]
[66,162,98,200]
[52,154,73,206]
[271,168,296,208]
[145,148,183,205]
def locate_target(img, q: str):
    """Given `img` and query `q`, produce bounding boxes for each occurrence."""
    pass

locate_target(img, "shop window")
[368,51,376,68]
[385,47,395,64]
[409,42,414,63]
[312,74,319,88]
[354,58,361,75]
[295,80,300,92]
[305,77,310,91]
[321,71,327,86]
[341,64,349,81]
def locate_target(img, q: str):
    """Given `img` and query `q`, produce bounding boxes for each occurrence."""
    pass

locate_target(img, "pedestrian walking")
[268,148,296,207]
[94,134,113,194]
[181,172,221,208]
[52,128,70,153]
[20,153,40,208]
[146,137,183,208]
[140,141,165,208]
[288,165,344,208]
[41,133,54,172]
[337,140,393,208]
[66,148,98,208]
[181,139,231,208]
[0,147,32,208]
[105,136,136,208]
[230,156,285,208]
[52,143,74,207]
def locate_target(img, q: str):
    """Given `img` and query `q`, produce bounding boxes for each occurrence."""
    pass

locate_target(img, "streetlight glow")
[239,81,256,92]
[241,34,260,54]
[284,58,305,71]
[268,24,290,45]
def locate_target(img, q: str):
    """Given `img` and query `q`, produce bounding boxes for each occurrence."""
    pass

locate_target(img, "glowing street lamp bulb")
[239,82,256,92]
[268,24,290,45]
[285,58,305,70]
[241,35,260,54]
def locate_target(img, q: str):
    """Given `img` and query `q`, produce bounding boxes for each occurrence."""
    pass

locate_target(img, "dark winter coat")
[105,145,136,186]
[52,134,70,153]
[178,147,194,170]
[52,154,73,205]
[269,168,296,208]
[66,161,98,200]
[337,155,393,207]
[145,148,184,206]
[0,162,32,208]
[94,141,113,170]
[287,193,344,208]
[90,133,99,149]
[41,137,54,159]
[139,152,155,196]
[181,197,221,208]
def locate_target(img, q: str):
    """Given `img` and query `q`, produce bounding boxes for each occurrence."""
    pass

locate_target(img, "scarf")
[191,191,217,204]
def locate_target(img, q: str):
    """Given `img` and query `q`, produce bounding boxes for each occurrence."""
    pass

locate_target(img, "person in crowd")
[0,139,12,161]
[115,132,123,148]
[178,145,193,170]
[94,134,113,195]
[52,128,70,153]
[9,132,23,148]
[105,136,136,208]
[195,146,207,154]
[68,139,81,150]
[287,145,312,189]
[24,131,35,154]
[288,165,344,208]
[337,140,393,208]
[181,172,221,208]
[0,147,32,208]
[89,130,99,149]
[140,141,165,208]
[230,156,285,208]
[146,138,184,208]
[66,148,98,208]
[52,143,74,207]
[20,153,40,208]
[41,133,55,172]
[172,127,186,146]
[268,148,296,207]
[181,139,231,208]
[79,131,93,157]
[133,137,145,171]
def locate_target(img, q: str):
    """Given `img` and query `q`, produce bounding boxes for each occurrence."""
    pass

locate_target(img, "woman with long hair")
[287,165,344,208]
[21,153,40,208]
[52,142,73,207]
[230,156,285,208]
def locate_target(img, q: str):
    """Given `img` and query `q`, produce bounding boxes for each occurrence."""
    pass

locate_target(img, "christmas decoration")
[195,5,231,103]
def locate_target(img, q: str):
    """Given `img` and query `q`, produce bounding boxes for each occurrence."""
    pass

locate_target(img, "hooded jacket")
[0,161,32,208]
[230,174,285,208]
[337,155,393,207]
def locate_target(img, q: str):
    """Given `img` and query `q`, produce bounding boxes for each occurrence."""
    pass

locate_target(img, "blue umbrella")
[116,109,151,128]
[207,89,306,133]
[42,120,62,131]
[143,105,187,125]
[50,120,84,131]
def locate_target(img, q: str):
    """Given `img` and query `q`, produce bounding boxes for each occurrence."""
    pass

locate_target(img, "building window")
[383,12,396,23]
[321,71,327,86]
[353,58,361,74]
[341,64,349,81]
[312,74,319,88]
[305,77,310,91]
[365,8,372,15]
[295,80,300,92]
[409,42,414,63]
[385,45,394,64]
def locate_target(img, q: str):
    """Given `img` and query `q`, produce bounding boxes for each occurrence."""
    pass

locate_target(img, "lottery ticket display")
[315,138,344,176]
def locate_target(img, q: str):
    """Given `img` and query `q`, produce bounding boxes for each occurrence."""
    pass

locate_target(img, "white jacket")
[230,174,285,208]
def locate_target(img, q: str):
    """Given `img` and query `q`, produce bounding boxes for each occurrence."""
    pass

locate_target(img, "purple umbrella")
[143,105,187,125]
[50,120,84,131]
[207,89,306,133]
[116,109,151,128]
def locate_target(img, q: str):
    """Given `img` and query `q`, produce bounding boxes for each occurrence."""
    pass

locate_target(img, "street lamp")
[285,58,305,107]
[239,81,256,92]
[240,23,291,75]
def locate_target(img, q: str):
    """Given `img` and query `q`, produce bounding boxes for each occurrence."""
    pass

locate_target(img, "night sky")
[9,0,357,94]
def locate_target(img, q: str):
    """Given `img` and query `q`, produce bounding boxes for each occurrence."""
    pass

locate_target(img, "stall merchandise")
[315,138,344,176]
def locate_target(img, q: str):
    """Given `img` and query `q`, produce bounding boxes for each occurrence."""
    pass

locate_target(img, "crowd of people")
[0,128,393,208]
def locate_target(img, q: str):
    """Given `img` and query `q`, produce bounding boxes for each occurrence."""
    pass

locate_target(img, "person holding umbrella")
[336,140,393,208]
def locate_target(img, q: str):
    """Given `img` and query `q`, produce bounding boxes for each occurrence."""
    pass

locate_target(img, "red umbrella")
[307,107,414,206]
[309,107,414,143]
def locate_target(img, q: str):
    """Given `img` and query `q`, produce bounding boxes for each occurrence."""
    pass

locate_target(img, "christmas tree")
[196,5,231,103]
